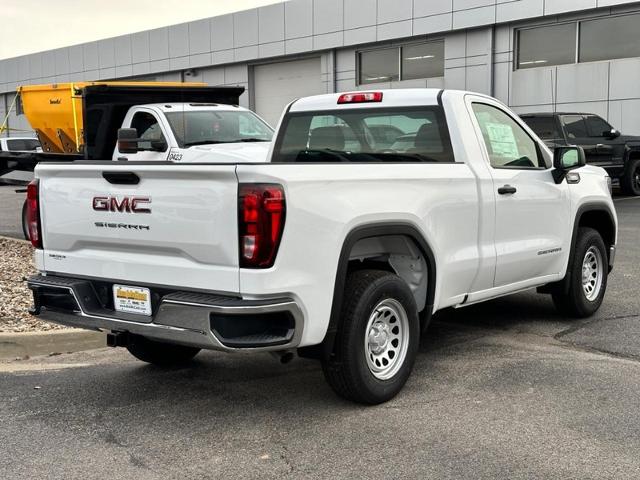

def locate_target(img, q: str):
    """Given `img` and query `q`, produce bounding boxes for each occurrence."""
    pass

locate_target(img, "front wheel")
[322,270,420,404]
[621,158,640,196]
[125,334,200,366]
[552,227,608,318]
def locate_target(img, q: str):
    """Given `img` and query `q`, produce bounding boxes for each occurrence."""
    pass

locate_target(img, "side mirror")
[117,128,139,154]
[603,128,621,139]
[553,146,586,184]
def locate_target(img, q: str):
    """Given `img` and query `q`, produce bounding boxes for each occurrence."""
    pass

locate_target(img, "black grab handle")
[102,171,140,185]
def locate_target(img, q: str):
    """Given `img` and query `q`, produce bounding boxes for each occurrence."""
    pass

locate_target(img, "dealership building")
[2,0,640,134]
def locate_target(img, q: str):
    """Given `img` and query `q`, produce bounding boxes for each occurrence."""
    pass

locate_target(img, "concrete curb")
[0,329,106,360]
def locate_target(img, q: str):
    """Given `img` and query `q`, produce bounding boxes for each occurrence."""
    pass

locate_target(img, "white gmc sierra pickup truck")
[26,89,617,404]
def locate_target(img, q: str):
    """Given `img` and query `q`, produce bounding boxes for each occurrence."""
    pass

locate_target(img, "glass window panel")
[130,112,167,150]
[585,116,612,137]
[401,41,444,80]
[580,14,640,63]
[521,116,562,140]
[517,24,577,69]
[562,115,589,139]
[472,103,544,169]
[274,107,454,163]
[359,48,399,85]
[561,116,588,139]
[166,110,273,147]
[5,139,40,151]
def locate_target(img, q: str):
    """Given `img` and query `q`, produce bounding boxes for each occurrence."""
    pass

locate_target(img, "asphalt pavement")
[0,195,639,479]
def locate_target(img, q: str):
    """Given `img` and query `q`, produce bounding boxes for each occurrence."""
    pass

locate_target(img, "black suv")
[521,113,640,195]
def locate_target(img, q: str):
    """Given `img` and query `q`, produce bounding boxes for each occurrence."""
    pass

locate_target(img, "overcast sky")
[0,0,283,60]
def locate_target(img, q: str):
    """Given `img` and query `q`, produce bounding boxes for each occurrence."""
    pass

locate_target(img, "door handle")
[102,171,140,185]
[498,185,517,195]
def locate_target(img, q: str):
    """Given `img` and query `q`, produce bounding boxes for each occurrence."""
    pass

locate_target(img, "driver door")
[469,100,571,287]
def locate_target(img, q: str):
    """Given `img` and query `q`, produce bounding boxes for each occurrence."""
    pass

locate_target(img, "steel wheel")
[582,246,603,301]
[364,298,409,380]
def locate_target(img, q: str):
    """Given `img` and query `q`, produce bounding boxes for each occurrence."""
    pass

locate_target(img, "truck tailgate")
[37,163,240,293]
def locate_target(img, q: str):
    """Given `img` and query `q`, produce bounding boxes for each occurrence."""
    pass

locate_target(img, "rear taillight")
[337,92,383,104]
[238,184,286,268]
[26,179,42,248]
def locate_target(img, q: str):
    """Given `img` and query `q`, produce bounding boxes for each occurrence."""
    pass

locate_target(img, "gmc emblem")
[92,196,151,214]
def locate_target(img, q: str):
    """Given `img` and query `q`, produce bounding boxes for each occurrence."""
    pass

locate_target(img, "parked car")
[520,112,640,195]
[0,136,41,152]
[26,89,617,404]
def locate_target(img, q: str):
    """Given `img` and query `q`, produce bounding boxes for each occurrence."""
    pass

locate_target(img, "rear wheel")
[621,158,640,196]
[552,227,608,318]
[125,334,200,366]
[322,270,419,404]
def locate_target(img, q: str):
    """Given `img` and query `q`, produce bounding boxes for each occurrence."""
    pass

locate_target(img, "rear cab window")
[272,106,454,163]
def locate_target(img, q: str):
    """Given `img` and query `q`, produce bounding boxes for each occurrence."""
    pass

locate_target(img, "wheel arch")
[574,203,616,256]
[624,144,640,161]
[303,222,437,360]
[567,202,616,285]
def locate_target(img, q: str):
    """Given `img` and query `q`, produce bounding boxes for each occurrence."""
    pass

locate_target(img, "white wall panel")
[285,0,313,39]
[556,62,609,103]
[511,68,556,106]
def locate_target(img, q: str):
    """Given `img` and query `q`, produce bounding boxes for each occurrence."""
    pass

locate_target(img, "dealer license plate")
[113,285,152,316]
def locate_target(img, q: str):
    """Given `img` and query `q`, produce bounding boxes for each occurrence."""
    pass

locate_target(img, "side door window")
[472,103,546,169]
[561,115,588,140]
[130,112,167,151]
[584,115,617,165]
[585,115,612,138]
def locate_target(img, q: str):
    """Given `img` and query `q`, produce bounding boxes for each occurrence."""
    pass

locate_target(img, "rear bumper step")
[27,274,303,352]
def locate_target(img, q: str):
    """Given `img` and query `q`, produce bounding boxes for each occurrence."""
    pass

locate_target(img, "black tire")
[552,227,608,318]
[21,199,29,240]
[125,334,200,366]
[322,270,420,404]
[621,158,640,196]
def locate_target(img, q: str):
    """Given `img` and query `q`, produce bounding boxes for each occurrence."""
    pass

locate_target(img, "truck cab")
[113,103,274,163]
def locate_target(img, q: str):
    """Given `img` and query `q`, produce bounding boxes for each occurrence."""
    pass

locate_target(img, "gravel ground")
[0,236,67,332]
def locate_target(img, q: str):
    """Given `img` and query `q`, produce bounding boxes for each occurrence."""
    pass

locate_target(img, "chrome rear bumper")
[27,274,303,352]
